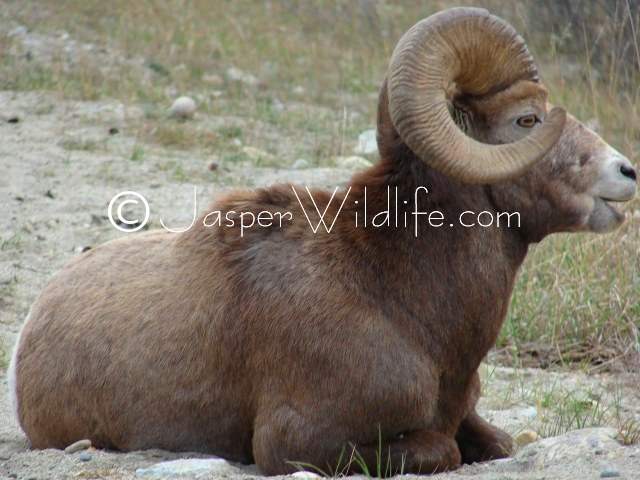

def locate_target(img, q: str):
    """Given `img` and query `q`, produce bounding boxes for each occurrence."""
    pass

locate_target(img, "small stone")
[168,96,196,120]
[600,466,620,478]
[79,452,92,462]
[108,127,119,135]
[135,458,238,478]
[208,161,219,171]
[64,439,92,453]
[291,472,322,479]
[23,222,35,234]
[515,430,540,446]
[226,66,259,87]
[7,116,20,124]
[291,159,309,170]
[354,128,377,155]
[45,189,55,199]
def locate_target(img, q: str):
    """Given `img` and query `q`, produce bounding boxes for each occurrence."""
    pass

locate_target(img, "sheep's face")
[459,81,637,237]
[539,116,637,233]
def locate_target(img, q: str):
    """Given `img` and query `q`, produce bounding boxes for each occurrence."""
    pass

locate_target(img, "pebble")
[168,96,196,120]
[291,158,309,169]
[226,66,260,87]
[291,472,322,479]
[64,439,92,453]
[354,128,378,155]
[520,405,538,418]
[600,466,620,478]
[79,452,92,462]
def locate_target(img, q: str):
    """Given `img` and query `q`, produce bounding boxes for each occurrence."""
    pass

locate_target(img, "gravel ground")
[1,89,640,479]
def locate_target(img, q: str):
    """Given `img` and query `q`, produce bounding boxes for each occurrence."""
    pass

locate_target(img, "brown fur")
[11,30,636,480]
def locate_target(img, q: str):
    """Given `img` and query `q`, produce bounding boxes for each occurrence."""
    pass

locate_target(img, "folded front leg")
[351,429,462,475]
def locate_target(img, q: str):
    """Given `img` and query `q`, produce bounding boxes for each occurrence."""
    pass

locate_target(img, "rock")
[515,430,540,446]
[334,155,372,170]
[354,129,378,155]
[64,439,92,454]
[135,458,238,478]
[600,466,620,478]
[516,428,620,466]
[78,452,92,462]
[168,96,196,120]
[226,66,260,87]
[291,158,310,170]
[291,471,322,479]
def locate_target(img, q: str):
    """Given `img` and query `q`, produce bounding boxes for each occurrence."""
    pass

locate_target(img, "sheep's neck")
[343,155,529,373]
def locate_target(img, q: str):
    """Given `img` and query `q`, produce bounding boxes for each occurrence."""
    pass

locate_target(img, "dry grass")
[1,0,639,371]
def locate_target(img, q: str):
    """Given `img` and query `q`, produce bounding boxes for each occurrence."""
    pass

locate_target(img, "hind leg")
[455,410,514,464]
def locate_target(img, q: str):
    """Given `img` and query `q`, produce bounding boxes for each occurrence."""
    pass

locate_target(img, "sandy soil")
[1,89,639,479]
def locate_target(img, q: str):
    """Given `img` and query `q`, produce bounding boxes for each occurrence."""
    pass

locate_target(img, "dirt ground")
[1,87,640,479]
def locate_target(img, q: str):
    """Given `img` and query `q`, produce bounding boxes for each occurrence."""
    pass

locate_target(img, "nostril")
[620,164,637,182]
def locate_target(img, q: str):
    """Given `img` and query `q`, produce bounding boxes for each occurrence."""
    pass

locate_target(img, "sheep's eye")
[517,114,539,128]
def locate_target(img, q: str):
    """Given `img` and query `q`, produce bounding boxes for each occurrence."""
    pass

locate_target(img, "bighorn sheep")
[9,7,637,476]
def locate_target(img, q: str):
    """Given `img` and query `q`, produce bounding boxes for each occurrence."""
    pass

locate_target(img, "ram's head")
[377,7,636,238]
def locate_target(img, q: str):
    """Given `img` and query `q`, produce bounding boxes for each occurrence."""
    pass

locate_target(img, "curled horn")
[386,7,566,184]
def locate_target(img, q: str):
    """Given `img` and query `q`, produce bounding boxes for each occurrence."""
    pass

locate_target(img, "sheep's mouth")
[597,197,625,221]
